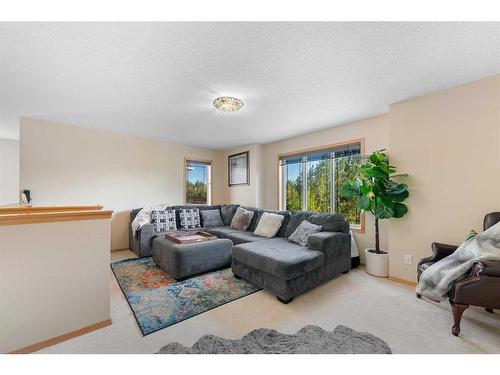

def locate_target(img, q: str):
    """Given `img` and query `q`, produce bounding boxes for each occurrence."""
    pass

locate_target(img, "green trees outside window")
[185,161,211,204]
[186,180,208,204]
[283,151,361,226]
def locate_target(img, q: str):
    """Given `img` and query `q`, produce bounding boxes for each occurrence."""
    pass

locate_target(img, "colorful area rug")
[111,257,260,335]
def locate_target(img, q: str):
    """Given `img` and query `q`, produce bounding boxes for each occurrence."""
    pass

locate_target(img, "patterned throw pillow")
[151,209,177,232]
[179,208,201,229]
[288,220,322,247]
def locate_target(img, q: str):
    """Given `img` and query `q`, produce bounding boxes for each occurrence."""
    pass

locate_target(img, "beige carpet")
[38,250,500,354]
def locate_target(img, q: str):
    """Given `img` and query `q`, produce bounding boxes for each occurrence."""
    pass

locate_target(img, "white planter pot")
[364,248,389,277]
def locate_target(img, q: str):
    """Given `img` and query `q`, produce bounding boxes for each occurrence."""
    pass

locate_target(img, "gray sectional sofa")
[129,204,353,303]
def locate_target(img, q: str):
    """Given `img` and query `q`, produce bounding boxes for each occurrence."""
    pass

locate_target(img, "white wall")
[20,118,227,250]
[0,217,111,353]
[0,138,19,205]
[225,144,265,207]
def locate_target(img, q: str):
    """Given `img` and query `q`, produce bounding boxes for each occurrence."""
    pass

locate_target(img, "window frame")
[277,138,365,233]
[183,158,213,205]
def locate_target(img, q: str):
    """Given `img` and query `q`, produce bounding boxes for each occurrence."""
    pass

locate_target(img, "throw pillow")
[230,207,254,231]
[254,212,285,238]
[221,204,239,226]
[151,209,177,232]
[201,209,224,227]
[288,220,322,247]
[179,208,201,229]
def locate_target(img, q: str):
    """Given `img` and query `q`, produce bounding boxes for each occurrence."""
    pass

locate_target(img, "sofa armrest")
[419,242,458,265]
[134,223,156,257]
[307,231,351,256]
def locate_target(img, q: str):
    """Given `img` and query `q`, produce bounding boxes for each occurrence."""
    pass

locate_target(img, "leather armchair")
[417,212,500,336]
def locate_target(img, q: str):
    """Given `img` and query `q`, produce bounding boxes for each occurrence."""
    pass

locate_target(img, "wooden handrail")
[0,204,112,226]
[0,210,113,226]
[0,204,103,215]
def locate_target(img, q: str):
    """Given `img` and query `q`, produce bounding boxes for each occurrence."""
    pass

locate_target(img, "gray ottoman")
[152,236,233,280]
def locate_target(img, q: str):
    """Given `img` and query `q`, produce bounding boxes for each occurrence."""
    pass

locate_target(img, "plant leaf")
[341,183,359,198]
[374,202,394,219]
[391,190,409,202]
[389,183,408,195]
[390,173,409,178]
[358,196,371,210]
[393,203,408,218]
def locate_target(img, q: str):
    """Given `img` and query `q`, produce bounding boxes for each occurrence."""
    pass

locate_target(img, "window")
[185,159,212,205]
[279,142,363,229]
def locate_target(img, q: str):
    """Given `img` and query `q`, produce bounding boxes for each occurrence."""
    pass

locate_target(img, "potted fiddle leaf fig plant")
[341,150,409,277]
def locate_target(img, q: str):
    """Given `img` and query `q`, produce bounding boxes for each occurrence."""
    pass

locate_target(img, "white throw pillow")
[254,212,285,238]
[288,220,322,246]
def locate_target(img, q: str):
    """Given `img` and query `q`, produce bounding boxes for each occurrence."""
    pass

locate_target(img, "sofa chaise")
[129,204,353,303]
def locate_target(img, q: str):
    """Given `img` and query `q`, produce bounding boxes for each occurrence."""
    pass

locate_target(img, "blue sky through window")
[287,163,301,181]
[187,164,208,183]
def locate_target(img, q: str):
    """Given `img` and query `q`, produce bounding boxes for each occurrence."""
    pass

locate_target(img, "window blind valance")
[279,143,361,166]
[186,160,211,167]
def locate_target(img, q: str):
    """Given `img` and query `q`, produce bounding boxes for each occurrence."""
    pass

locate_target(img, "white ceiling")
[1,22,499,148]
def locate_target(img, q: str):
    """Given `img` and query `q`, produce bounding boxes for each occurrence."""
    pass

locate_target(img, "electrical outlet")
[404,255,413,265]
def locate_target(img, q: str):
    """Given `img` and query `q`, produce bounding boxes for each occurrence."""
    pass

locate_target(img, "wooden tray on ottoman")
[165,230,218,244]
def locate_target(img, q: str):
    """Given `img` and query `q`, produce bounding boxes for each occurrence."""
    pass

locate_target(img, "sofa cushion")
[226,231,269,245]
[232,238,325,280]
[285,211,348,237]
[309,213,349,233]
[200,209,224,227]
[242,207,263,232]
[221,204,240,226]
[178,208,201,229]
[254,212,285,238]
[288,220,322,246]
[231,207,254,230]
[206,226,243,238]
[151,209,177,232]
[256,209,291,237]
[285,211,313,237]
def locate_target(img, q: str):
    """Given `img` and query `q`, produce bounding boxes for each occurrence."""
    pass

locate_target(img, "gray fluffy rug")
[157,325,391,354]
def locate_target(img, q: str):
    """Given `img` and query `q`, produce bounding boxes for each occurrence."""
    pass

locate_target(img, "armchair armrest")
[419,242,458,265]
[307,231,350,256]
[473,260,500,277]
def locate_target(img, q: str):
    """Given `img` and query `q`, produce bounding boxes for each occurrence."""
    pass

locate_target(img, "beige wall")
[262,115,391,264]
[0,217,111,353]
[0,138,19,205]
[19,118,227,250]
[225,144,265,207]
[388,75,500,282]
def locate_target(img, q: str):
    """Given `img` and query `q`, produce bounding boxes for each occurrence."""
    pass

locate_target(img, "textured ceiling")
[0,22,499,148]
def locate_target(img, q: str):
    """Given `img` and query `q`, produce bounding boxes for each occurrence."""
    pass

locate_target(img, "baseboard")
[388,276,417,287]
[111,248,130,253]
[9,318,112,354]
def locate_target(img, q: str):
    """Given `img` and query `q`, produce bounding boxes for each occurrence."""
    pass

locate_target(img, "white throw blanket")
[416,221,500,301]
[131,204,171,237]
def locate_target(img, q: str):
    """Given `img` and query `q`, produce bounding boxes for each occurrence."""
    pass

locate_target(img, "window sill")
[351,226,365,234]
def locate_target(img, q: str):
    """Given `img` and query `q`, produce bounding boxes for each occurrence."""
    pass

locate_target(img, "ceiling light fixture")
[213,96,244,112]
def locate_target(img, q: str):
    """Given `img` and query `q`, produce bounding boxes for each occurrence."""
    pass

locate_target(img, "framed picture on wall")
[228,151,249,186]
